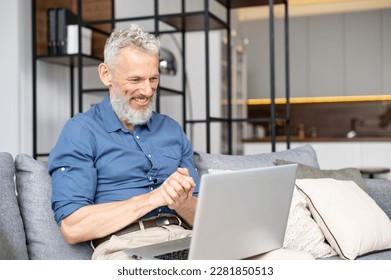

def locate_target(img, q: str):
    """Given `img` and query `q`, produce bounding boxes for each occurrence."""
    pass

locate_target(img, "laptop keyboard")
[155,248,190,260]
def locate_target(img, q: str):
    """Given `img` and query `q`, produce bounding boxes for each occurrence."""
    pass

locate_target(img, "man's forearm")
[60,191,165,244]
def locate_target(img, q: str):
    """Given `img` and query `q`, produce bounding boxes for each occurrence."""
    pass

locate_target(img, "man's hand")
[159,167,195,210]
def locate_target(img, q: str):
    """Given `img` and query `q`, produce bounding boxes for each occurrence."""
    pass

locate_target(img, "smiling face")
[99,46,160,130]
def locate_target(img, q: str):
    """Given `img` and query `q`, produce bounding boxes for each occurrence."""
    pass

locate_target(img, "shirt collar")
[100,93,156,133]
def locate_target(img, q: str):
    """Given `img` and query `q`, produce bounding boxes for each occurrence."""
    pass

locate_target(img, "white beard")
[110,91,155,126]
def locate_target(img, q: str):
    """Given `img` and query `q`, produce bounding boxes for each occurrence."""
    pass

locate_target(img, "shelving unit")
[31,0,290,158]
[32,0,113,158]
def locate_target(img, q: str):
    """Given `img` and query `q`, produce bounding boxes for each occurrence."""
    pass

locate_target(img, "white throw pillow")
[296,178,391,260]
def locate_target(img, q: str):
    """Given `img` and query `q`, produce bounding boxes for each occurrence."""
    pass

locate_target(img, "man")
[48,24,199,260]
[49,24,314,261]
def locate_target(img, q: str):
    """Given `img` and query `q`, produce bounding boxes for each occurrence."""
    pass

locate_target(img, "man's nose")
[140,79,154,96]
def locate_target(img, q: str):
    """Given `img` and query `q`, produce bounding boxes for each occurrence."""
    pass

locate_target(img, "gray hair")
[103,24,160,69]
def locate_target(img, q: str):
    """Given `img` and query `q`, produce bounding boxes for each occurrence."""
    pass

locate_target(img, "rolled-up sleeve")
[48,118,97,224]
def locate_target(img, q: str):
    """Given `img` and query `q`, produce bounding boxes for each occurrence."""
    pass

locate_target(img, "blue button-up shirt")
[48,94,200,224]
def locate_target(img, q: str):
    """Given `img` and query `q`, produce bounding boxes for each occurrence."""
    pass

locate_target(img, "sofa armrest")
[364,179,391,220]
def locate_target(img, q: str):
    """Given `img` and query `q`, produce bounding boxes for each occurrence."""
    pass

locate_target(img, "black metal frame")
[267,0,291,152]
[31,0,290,158]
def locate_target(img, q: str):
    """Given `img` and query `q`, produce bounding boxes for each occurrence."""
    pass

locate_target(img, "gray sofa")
[1,144,391,260]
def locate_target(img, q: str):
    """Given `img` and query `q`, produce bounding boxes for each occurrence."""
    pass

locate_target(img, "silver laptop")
[124,164,298,260]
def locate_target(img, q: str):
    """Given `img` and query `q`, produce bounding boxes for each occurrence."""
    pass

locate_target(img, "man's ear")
[98,63,112,87]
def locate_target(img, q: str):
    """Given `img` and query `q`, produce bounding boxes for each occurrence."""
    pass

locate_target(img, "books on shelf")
[47,7,92,56]
[56,7,77,54]
[47,8,57,55]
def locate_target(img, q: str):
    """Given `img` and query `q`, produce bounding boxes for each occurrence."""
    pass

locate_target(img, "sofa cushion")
[364,179,391,220]
[15,153,93,260]
[296,178,391,260]
[0,228,17,259]
[276,159,367,192]
[323,249,391,260]
[0,152,29,260]
[194,144,320,176]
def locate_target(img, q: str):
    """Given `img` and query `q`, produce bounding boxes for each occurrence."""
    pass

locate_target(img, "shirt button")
[150,187,154,191]
[60,167,65,171]
[158,209,162,213]
[136,135,139,139]
[148,154,151,158]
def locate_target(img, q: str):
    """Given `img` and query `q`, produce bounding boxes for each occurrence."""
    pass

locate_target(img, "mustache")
[130,95,150,100]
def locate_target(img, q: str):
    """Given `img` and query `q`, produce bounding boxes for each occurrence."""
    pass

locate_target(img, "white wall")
[0,1,18,156]
[240,9,391,99]
[0,0,31,157]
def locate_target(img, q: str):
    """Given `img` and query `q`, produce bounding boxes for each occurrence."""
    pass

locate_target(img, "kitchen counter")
[242,136,391,143]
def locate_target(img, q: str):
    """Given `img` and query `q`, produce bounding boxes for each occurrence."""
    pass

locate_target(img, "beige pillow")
[296,178,391,260]
[208,168,336,258]
[275,159,367,193]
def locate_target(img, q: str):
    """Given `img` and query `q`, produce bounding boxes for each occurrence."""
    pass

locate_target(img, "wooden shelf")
[159,87,185,97]
[160,12,228,32]
[216,0,285,9]
[37,54,102,67]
